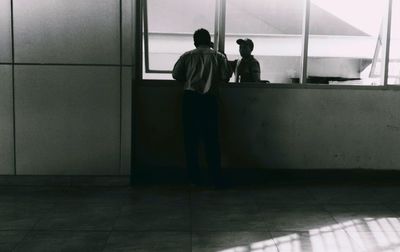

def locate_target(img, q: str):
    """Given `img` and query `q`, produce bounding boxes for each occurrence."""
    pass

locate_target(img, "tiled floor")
[1,185,400,251]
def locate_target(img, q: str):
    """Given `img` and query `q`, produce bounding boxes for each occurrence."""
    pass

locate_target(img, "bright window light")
[142,0,395,86]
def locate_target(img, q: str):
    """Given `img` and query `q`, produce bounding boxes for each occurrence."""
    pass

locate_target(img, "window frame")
[141,0,394,86]
[142,0,222,74]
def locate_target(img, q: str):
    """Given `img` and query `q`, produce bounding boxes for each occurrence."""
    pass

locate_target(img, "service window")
[143,0,216,79]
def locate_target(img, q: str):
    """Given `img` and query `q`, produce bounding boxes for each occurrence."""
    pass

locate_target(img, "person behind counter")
[229,38,261,83]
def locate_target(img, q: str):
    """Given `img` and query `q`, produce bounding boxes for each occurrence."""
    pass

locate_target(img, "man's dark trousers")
[182,90,221,185]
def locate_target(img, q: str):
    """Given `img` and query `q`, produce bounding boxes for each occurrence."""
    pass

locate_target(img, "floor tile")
[339,217,400,232]
[271,230,362,252]
[372,186,400,204]
[2,184,400,251]
[251,186,318,205]
[33,205,120,231]
[13,231,109,252]
[191,189,258,206]
[0,202,54,230]
[307,186,382,204]
[323,204,399,232]
[103,231,190,252]
[192,231,277,252]
[346,231,400,252]
[0,231,28,252]
[115,201,190,230]
[257,205,337,232]
[192,204,267,231]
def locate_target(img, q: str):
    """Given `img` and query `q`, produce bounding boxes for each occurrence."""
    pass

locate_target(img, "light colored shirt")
[172,46,231,94]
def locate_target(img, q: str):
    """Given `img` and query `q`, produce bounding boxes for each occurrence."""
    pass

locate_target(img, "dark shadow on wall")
[219,87,297,170]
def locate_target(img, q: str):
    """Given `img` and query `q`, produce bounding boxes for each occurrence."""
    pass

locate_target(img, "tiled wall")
[0,0,133,175]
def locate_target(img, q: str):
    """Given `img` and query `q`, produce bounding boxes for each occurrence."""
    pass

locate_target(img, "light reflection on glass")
[308,0,387,86]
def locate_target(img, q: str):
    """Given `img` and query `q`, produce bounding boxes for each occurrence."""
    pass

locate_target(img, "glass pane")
[14,0,120,64]
[389,0,400,84]
[308,0,386,85]
[225,0,304,83]
[0,0,12,62]
[144,0,215,79]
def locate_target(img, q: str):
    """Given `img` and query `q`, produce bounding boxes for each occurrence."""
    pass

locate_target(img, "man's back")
[173,46,230,94]
[173,28,226,187]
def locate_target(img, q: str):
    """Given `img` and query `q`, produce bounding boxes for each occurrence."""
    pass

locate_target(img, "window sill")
[139,80,400,90]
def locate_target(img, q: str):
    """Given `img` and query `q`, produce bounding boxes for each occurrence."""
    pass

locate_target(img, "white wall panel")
[0,0,12,62]
[121,67,132,175]
[0,65,14,174]
[14,0,120,64]
[122,0,133,65]
[15,66,120,175]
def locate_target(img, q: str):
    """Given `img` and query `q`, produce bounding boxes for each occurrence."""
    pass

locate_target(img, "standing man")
[229,38,261,83]
[172,28,231,187]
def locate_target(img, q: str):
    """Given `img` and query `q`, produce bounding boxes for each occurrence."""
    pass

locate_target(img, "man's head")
[236,38,254,58]
[194,28,212,48]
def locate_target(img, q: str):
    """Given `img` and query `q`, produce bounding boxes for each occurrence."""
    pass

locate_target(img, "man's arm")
[219,54,232,83]
[172,55,186,81]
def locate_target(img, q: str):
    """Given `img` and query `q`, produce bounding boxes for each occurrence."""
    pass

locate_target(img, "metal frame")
[118,0,123,174]
[300,0,310,84]
[213,0,220,52]
[382,0,393,86]
[214,0,226,53]
[369,26,382,79]
[131,0,142,184]
[142,0,174,74]
[133,1,142,80]
[142,0,225,74]
[142,0,169,74]
[10,0,16,175]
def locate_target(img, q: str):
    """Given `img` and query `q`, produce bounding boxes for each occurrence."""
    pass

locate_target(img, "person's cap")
[236,38,254,51]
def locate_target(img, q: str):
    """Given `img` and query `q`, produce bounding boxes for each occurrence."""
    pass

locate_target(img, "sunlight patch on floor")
[218,218,400,252]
